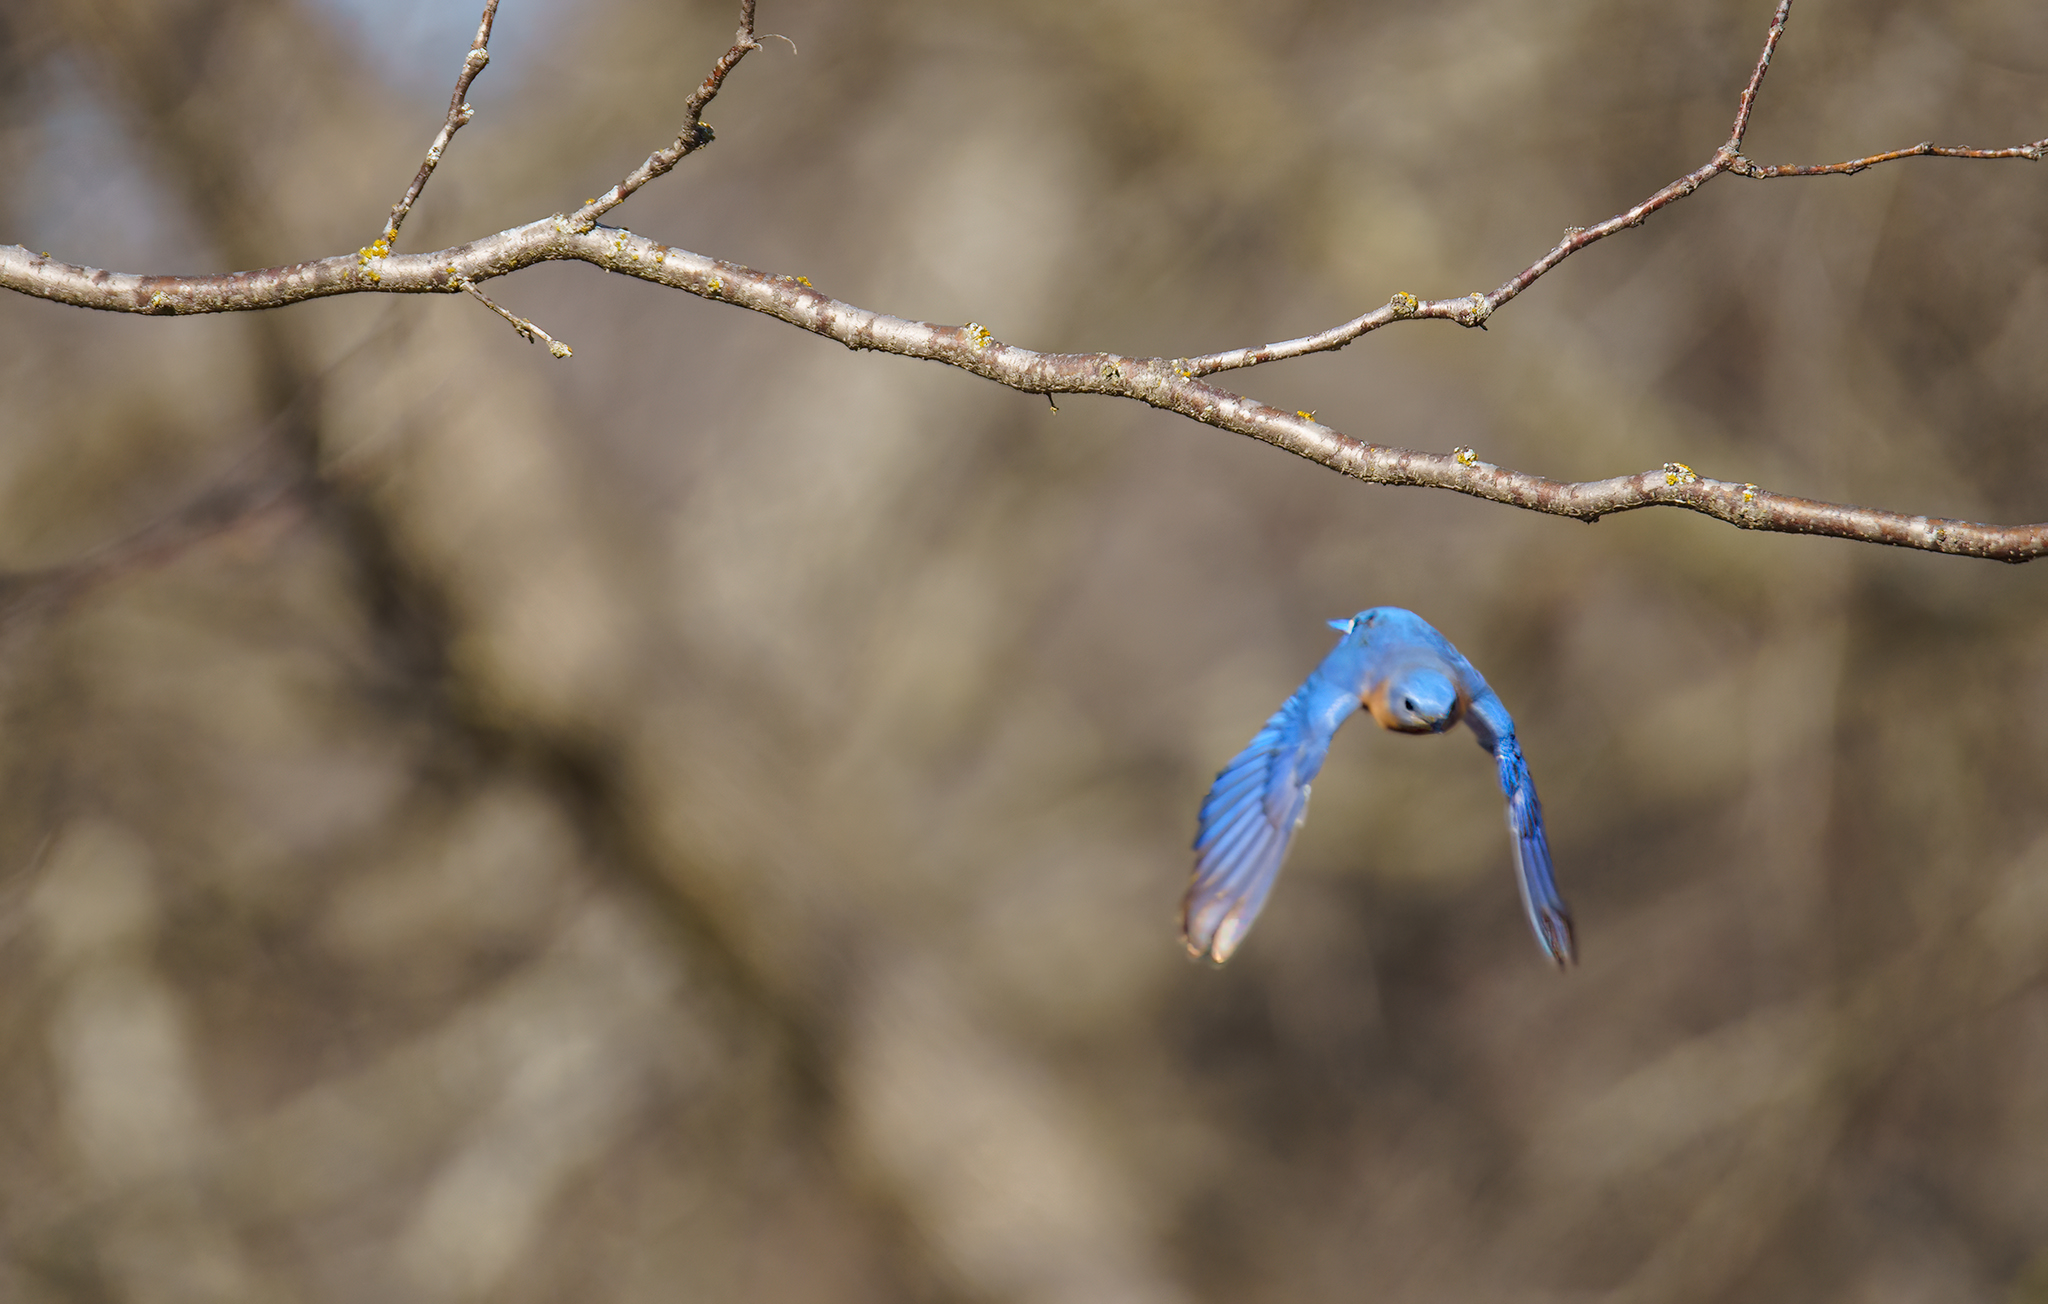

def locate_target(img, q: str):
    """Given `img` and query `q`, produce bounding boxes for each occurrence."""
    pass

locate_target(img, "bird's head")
[1368,666,1463,734]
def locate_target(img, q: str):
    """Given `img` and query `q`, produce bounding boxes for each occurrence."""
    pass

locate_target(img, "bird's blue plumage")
[1182,607,1575,968]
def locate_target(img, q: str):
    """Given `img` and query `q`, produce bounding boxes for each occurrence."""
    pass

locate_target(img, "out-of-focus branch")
[0,440,305,633]
[3,0,2045,562]
[0,317,407,634]
[378,0,500,249]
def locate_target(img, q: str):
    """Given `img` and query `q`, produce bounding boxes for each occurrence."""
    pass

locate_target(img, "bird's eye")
[1403,697,1418,713]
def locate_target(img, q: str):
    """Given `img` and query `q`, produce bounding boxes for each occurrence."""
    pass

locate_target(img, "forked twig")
[1181,0,2041,376]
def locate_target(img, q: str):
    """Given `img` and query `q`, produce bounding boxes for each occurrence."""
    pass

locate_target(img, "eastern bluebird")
[1182,607,1575,968]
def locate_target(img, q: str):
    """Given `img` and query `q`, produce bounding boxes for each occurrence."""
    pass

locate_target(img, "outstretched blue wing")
[1182,677,1355,963]
[1494,735,1575,967]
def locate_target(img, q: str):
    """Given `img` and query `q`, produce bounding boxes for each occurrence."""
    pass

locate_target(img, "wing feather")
[1182,678,1351,963]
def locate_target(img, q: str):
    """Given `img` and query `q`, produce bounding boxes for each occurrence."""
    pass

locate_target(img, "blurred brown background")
[3,0,2048,1300]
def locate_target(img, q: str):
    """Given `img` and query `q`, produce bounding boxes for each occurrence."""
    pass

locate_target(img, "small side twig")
[1726,138,2048,178]
[566,0,763,232]
[453,275,572,357]
[376,0,501,251]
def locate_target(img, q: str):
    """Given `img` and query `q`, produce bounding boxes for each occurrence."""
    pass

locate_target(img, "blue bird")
[1183,607,1575,968]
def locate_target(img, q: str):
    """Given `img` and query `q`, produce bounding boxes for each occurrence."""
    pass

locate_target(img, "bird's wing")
[1464,690,1575,966]
[1493,732,1576,967]
[1183,676,1354,963]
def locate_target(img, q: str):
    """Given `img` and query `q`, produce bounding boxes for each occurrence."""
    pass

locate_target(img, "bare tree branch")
[455,274,572,356]
[1182,1,2039,377]
[377,0,500,250]
[3,0,2044,563]
[564,0,762,233]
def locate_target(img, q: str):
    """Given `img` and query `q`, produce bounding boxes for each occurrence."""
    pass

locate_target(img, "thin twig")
[377,0,500,250]
[454,275,572,357]
[1727,0,1794,149]
[1727,138,2048,177]
[566,0,762,233]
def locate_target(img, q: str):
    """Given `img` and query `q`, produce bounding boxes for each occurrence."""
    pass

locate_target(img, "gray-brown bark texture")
[2,2,2048,1303]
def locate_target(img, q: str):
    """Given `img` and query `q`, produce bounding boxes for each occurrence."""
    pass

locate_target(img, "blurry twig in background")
[0,832,54,955]
[0,320,400,638]
[1,0,2045,562]
[0,440,302,631]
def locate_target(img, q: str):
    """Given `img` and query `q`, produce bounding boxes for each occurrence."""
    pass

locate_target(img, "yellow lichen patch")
[708,277,723,296]
[1741,483,1759,502]
[795,276,812,288]
[1296,410,1317,422]
[965,322,994,350]
[356,236,392,284]
[1663,462,1698,486]
[1389,291,1418,317]
[1454,446,1479,466]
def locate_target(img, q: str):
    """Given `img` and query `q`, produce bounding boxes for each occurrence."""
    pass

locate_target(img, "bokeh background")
[3,0,2048,1300]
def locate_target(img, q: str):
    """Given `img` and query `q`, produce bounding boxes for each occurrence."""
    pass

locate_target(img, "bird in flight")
[1182,607,1575,968]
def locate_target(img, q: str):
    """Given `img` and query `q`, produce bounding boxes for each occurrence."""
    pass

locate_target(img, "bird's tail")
[1496,736,1576,967]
